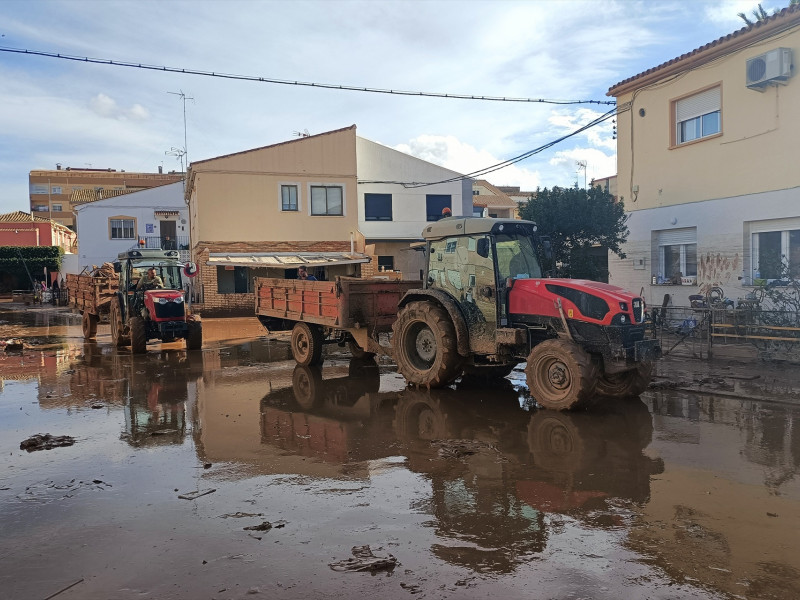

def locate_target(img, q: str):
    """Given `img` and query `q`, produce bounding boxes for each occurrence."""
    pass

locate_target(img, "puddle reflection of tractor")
[256,362,663,572]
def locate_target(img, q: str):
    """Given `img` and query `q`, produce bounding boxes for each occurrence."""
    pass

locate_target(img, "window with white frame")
[51,186,62,194]
[310,185,343,216]
[657,228,697,280]
[281,185,298,211]
[752,228,800,280]
[30,184,48,195]
[110,218,135,239]
[52,204,62,212]
[673,86,721,145]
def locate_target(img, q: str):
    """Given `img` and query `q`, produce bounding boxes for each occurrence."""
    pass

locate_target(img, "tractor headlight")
[172,296,184,304]
[158,297,167,304]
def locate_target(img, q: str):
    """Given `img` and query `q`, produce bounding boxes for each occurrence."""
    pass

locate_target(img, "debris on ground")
[178,488,216,500]
[244,521,273,532]
[3,339,24,353]
[151,429,180,436]
[20,433,75,452]
[329,545,398,572]
[220,512,263,519]
[91,404,104,409]
[432,439,497,459]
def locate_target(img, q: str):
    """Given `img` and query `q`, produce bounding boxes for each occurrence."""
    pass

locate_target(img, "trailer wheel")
[291,322,324,366]
[292,364,323,410]
[130,317,147,354]
[348,339,375,360]
[82,311,98,340]
[110,300,129,347]
[525,339,597,410]
[186,320,203,351]
[595,361,653,398]
[393,301,463,388]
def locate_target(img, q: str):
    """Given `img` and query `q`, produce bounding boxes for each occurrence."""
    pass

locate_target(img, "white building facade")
[73,182,188,272]
[356,137,471,280]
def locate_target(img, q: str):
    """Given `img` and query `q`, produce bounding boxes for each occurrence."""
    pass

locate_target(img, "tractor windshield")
[131,263,184,291]
[495,232,542,280]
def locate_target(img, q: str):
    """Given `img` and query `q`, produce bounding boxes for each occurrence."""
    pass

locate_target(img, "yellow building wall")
[190,126,359,243]
[616,29,800,211]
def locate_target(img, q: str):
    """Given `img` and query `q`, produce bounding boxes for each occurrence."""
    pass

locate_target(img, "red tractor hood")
[143,289,186,323]
[508,278,645,326]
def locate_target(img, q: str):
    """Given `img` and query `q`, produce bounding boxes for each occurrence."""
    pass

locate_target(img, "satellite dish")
[183,262,198,278]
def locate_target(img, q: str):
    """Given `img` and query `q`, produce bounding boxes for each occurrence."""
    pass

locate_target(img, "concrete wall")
[614,26,800,209]
[74,182,187,271]
[189,126,359,247]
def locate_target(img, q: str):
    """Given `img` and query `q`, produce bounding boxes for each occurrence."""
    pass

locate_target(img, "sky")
[0,0,776,214]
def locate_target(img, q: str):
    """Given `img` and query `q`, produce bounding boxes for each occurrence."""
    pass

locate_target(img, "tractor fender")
[398,289,471,357]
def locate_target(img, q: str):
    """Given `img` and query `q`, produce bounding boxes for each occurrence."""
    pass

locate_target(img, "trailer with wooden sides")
[255,276,419,365]
[65,272,119,340]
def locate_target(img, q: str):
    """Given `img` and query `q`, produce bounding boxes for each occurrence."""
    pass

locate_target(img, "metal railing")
[137,235,190,251]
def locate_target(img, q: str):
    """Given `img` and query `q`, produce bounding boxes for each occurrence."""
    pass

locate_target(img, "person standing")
[298,266,317,281]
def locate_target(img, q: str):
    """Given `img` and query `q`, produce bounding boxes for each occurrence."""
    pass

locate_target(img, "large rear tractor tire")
[130,317,147,354]
[291,322,324,366]
[110,300,129,348]
[392,301,463,388]
[595,361,653,398]
[82,311,98,340]
[186,319,203,351]
[525,339,598,411]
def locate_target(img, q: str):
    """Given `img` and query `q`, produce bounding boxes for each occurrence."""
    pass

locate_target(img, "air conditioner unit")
[746,47,793,90]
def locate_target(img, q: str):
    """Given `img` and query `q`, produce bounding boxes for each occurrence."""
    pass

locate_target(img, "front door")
[160,221,177,249]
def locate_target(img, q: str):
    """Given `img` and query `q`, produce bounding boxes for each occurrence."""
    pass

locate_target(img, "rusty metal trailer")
[255,276,419,365]
[66,273,119,340]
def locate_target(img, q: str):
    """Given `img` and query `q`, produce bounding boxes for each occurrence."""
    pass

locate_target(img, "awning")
[154,210,180,217]
[207,251,371,269]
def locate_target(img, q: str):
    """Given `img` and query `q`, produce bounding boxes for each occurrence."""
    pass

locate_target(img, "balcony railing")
[137,235,190,251]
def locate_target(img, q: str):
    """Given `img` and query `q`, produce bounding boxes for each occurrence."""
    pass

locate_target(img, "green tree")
[738,1,798,26]
[520,185,628,281]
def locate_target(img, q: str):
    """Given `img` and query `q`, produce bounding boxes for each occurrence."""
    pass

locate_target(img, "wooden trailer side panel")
[66,274,118,316]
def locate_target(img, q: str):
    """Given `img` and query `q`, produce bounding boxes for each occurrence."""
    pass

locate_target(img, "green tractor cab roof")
[118,249,182,262]
[421,217,537,240]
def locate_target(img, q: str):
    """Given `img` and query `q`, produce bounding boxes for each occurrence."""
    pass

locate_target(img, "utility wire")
[359,106,622,188]
[0,46,616,106]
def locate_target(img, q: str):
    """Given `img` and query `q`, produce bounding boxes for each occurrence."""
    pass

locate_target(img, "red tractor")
[391,218,660,410]
[110,249,202,354]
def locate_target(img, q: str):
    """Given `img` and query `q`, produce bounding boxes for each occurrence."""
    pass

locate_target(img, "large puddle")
[1,306,799,599]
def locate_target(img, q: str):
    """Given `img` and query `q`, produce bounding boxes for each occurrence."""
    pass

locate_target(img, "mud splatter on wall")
[698,253,740,294]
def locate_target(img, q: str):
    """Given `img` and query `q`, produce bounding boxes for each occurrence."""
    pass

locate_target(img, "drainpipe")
[350,231,354,254]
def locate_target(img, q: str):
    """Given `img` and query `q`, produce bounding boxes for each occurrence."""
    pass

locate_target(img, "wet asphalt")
[1,305,799,600]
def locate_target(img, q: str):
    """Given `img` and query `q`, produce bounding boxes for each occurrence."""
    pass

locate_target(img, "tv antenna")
[168,90,194,169]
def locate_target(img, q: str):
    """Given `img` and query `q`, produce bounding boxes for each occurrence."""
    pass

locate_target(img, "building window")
[673,86,721,146]
[426,194,452,221]
[657,228,697,281]
[109,218,135,239]
[52,204,62,212]
[30,184,48,195]
[310,185,343,216]
[51,186,62,195]
[752,228,800,280]
[33,205,49,212]
[377,256,394,271]
[281,185,298,211]
[365,193,392,221]
[472,190,480,196]
[217,266,250,294]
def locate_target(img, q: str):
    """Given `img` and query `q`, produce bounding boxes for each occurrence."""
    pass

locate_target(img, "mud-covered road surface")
[1,305,799,599]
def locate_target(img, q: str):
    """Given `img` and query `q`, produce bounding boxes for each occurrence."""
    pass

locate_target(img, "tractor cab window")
[495,232,542,281]
[131,263,183,290]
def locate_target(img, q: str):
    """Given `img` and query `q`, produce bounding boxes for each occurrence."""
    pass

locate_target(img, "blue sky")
[0,0,774,214]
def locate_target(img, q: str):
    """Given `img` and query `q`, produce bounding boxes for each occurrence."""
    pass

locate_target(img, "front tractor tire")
[392,301,463,388]
[186,320,203,351]
[595,361,653,398]
[525,339,598,411]
[110,300,129,348]
[291,322,324,366]
[82,311,98,340]
[130,317,147,354]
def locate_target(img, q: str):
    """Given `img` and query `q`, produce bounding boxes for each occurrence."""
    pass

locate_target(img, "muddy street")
[1,306,799,600]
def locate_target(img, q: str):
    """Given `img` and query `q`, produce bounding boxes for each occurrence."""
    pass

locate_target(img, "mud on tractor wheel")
[392,301,463,388]
[110,300,129,348]
[525,339,598,411]
[186,319,203,351]
[82,311,98,340]
[130,317,147,354]
[595,361,653,398]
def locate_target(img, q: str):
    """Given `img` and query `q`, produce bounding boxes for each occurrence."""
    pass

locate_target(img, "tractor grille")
[632,298,644,323]
[153,301,185,320]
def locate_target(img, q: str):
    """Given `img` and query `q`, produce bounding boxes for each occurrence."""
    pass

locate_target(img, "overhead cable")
[0,46,616,106]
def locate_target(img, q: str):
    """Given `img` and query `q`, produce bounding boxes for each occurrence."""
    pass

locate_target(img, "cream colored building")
[607,6,800,305]
[472,180,519,219]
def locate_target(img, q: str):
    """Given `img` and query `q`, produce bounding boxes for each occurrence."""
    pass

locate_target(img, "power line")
[0,46,616,106]
[358,106,622,188]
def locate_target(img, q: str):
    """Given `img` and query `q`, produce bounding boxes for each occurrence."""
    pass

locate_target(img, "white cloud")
[89,94,150,121]
[703,0,775,24]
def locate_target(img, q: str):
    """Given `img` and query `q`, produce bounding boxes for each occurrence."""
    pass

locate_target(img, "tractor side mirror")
[476,238,490,259]
[113,262,121,273]
[541,239,553,261]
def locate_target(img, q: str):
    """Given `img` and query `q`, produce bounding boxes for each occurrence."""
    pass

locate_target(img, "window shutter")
[658,228,696,246]
[676,87,720,122]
